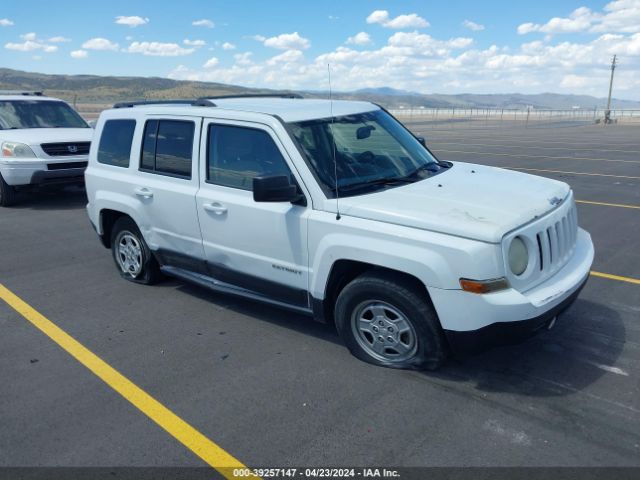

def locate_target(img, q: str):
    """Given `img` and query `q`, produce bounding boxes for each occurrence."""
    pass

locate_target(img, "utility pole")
[604,55,617,124]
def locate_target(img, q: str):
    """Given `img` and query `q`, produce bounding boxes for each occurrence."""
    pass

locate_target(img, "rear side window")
[139,119,194,178]
[97,120,136,167]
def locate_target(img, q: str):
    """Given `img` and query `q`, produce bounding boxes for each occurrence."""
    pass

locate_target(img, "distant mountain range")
[1,68,639,110]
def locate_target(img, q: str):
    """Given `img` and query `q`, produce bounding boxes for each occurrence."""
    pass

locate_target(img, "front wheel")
[0,174,17,207]
[110,217,162,284]
[335,273,448,370]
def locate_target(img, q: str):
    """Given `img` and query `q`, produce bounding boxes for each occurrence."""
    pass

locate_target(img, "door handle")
[203,202,228,215]
[134,187,154,199]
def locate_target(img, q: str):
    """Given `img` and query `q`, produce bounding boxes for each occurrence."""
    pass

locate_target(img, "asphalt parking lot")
[1,120,639,476]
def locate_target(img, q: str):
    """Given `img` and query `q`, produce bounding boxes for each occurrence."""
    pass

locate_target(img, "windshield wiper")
[332,176,413,193]
[404,163,441,178]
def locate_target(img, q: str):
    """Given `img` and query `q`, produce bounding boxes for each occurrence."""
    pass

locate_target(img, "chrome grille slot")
[537,206,577,275]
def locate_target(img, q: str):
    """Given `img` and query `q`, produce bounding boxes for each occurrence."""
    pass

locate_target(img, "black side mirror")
[253,175,302,203]
[416,136,427,147]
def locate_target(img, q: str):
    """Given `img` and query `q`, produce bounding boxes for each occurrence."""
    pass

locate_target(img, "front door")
[195,119,310,308]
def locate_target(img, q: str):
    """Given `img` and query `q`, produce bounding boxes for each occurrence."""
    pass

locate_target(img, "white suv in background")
[85,95,594,370]
[0,91,93,206]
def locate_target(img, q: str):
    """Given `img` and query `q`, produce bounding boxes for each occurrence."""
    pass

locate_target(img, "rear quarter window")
[139,119,194,179]
[97,119,136,167]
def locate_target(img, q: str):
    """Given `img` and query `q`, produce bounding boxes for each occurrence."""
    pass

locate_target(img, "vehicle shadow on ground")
[425,299,626,398]
[172,281,340,344]
[10,186,87,211]
[169,280,625,398]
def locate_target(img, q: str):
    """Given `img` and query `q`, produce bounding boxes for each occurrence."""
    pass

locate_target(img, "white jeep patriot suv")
[85,95,594,369]
[0,91,93,206]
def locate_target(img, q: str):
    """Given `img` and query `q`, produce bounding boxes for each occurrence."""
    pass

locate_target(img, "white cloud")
[518,1,640,35]
[48,36,71,43]
[184,39,206,47]
[193,19,214,28]
[560,74,590,88]
[250,35,266,42]
[517,7,597,34]
[346,32,372,46]
[82,38,119,51]
[203,57,219,68]
[593,0,640,33]
[234,52,253,65]
[70,49,88,59]
[266,49,304,66]
[222,42,236,50]
[0,18,14,27]
[5,41,57,53]
[463,20,485,31]
[263,32,310,50]
[167,19,640,100]
[5,34,58,53]
[115,16,149,27]
[366,10,429,29]
[126,41,195,56]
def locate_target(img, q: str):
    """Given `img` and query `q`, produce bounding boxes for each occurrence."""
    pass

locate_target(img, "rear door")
[131,115,205,271]
[195,119,310,308]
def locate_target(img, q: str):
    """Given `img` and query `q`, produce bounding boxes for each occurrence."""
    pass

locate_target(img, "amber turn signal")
[459,277,509,294]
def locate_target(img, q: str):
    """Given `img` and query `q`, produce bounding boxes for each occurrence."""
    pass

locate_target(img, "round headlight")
[508,236,529,276]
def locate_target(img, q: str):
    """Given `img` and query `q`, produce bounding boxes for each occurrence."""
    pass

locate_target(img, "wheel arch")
[316,259,433,326]
[98,209,135,248]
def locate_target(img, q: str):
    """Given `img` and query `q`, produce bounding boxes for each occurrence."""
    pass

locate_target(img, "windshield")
[0,100,89,129]
[289,109,445,198]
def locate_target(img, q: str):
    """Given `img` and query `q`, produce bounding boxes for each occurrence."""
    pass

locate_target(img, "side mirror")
[416,136,427,147]
[253,175,302,203]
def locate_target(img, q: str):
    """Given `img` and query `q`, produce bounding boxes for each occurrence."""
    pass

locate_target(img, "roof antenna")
[328,63,341,221]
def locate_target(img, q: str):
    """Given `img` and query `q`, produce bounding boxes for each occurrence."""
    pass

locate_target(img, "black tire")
[110,217,162,285]
[335,272,448,370]
[0,174,17,207]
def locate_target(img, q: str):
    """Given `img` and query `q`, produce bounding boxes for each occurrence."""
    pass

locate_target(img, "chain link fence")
[389,107,640,128]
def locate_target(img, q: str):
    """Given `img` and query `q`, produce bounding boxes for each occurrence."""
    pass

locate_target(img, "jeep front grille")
[503,192,579,292]
[535,204,578,273]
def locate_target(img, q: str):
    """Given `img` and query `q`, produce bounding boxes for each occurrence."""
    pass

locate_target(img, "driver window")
[207,124,293,191]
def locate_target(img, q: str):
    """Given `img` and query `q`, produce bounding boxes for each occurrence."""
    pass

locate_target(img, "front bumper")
[428,228,594,354]
[0,157,87,186]
[444,274,587,354]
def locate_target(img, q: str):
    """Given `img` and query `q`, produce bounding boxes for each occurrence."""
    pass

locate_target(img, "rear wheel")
[0,174,17,207]
[335,273,448,370]
[110,217,162,284]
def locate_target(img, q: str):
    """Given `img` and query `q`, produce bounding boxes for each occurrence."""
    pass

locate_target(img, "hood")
[338,162,570,243]
[0,128,93,145]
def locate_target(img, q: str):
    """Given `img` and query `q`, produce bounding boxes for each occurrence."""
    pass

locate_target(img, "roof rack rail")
[199,93,303,100]
[113,99,217,109]
[0,90,44,96]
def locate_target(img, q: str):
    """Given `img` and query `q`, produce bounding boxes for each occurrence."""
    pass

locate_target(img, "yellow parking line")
[506,167,640,180]
[590,271,640,285]
[577,200,640,210]
[0,284,254,480]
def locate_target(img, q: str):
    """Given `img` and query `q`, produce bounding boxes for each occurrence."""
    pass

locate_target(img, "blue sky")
[2,0,639,98]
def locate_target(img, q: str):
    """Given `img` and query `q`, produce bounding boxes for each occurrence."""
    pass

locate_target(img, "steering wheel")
[357,150,376,164]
